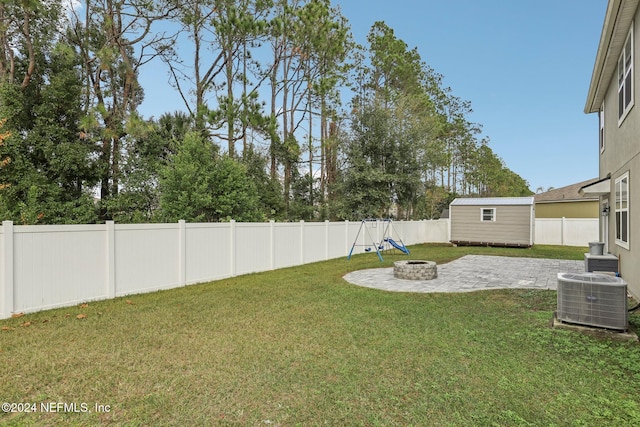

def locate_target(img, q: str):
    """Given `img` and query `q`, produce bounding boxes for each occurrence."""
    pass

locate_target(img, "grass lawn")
[2,244,640,426]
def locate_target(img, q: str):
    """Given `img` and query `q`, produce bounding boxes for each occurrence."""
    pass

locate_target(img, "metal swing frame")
[347,218,409,261]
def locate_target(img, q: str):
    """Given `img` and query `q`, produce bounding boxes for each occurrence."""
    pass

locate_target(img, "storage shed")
[449,197,535,247]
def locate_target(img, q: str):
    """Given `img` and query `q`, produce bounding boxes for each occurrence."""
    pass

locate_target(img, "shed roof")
[534,178,600,203]
[450,197,534,206]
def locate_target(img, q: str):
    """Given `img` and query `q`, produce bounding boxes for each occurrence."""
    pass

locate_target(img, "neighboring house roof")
[534,178,600,203]
[450,197,534,206]
[585,0,639,113]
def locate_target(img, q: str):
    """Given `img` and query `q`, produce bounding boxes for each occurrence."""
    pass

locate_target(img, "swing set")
[347,218,410,261]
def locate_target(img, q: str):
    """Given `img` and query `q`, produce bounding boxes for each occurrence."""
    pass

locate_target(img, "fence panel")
[272,223,302,269]
[115,224,181,295]
[394,221,417,245]
[534,218,598,247]
[563,218,599,247]
[327,222,349,259]
[235,223,272,275]
[535,219,563,245]
[13,225,108,313]
[302,222,328,264]
[185,223,233,284]
[424,219,450,244]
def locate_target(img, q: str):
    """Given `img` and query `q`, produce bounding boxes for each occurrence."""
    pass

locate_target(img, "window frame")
[480,207,496,222]
[615,172,630,249]
[618,23,634,125]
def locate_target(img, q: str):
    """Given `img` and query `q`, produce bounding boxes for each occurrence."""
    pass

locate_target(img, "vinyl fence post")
[345,220,349,256]
[230,220,236,277]
[561,217,566,246]
[1,220,14,319]
[179,220,186,286]
[270,220,275,270]
[106,221,116,299]
[325,220,329,260]
[300,220,305,265]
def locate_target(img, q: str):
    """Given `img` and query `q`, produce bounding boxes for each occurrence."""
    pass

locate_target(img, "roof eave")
[585,0,639,114]
[579,177,611,196]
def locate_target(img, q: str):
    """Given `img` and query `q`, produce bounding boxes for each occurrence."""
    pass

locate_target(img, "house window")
[618,24,634,123]
[615,173,629,249]
[481,208,496,222]
[599,104,605,153]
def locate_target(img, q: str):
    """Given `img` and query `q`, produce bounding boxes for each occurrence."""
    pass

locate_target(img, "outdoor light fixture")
[602,206,610,216]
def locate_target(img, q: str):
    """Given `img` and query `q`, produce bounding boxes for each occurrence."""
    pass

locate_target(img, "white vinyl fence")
[0,217,598,319]
[0,219,448,319]
[534,218,599,247]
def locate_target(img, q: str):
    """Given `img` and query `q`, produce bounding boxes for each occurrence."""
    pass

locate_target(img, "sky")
[137,0,608,193]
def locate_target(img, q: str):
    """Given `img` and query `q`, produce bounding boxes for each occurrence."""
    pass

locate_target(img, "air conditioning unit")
[557,273,628,331]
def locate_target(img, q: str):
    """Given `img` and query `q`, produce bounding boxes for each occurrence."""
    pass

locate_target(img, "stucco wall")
[535,201,599,218]
[599,10,640,299]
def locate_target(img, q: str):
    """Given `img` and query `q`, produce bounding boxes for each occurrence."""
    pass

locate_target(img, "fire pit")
[393,260,437,280]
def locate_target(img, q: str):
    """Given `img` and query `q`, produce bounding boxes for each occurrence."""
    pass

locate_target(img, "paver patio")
[343,255,585,293]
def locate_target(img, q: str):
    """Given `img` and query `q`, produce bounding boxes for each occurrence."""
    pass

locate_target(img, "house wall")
[535,201,599,218]
[599,7,640,299]
[450,204,533,246]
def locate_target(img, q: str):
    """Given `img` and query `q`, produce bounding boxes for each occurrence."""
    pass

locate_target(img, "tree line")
[0,0,532,225]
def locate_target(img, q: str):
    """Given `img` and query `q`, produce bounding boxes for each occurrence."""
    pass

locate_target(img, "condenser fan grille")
[559,273,621,284]
[557,273,627,330]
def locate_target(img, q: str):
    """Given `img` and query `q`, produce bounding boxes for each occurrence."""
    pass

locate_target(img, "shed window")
[615,173,629,249]
[481,208,496,222]
[618,23,634,124]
